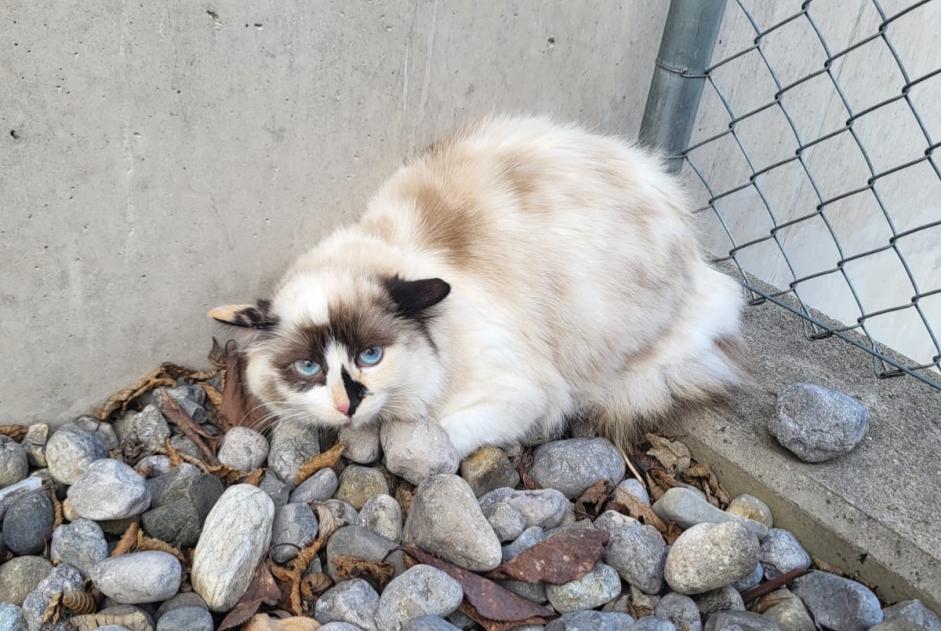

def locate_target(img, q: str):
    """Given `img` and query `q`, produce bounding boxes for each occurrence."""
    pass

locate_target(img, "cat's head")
[210,271,450,429]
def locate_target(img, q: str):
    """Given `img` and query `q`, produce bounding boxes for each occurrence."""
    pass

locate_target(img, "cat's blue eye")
[358,346,384,366]
[292,359,321,377]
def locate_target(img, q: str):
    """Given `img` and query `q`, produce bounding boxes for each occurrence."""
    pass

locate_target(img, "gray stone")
[760,589,815,631]
[0,603,27,631]
[653,488,768,540]
[632,617,679,631]
[883,600,941,631]
[791,571,883,631]
[270,502,318,563]
[169,435,201,459]
[217,427,269,471]
[114,404,171,458]
[260,471,292,508]
[545,561,621,613]
[0,557,53,606]
[90,551,182,604]
[619,478,651,505]
[405,618,461,631]
[70,416,119,449]
[626,585,659,613]
[502,526,545,562]
[50,518,108,578]
[23,425,48,469]
[2,491,53,555]
[155,592,208,619]
[67,458,151,520]
[191,484,275,611]
[664,522,760,595]
[459,446,520,497]
[594,510,638,536]
[500,579,548,604]
[727,495,773,529]
[134,455,172,478]
[529,438,626,499]
[404,474,502,571]
[146,463,199,504]
[486,500,527,542]
[0,477,43,522]
[339,422,382,464]
[326,525,399,581]
[141,470,223,547]
[770,383,870,463]
[357,494,403,542]
[92,626,132,631]
[336,465,390,510]
[546,611,636,631]
[156,607,213,631]
[314,578,379,630]
[872,622,928,631]
[290,468,339,504]
[759,529,811,580]
[323,499,360,528]
[479,487,570,530]
[381,420,459,486]
[45,426,108,485]
[158,385,209,424]
[22,564,84,631]
[733,563,764,592]
[376,565,463,631]
[656,593,703,631]
[0,437,28,489]
[319,624,365,631]
[704,611,781,631]
[447,611,476,630]
[269,418,321,484]
[695,586,745,613]
[605,521,667,594]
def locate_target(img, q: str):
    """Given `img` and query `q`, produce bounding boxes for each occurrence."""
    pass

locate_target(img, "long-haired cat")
[210,115,744,457]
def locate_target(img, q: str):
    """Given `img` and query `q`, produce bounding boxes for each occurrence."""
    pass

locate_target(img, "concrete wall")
[0,1,668,425]
[683,0,941,374]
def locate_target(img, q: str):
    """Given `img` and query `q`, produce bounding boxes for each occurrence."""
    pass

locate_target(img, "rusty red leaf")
[485,528,609,585]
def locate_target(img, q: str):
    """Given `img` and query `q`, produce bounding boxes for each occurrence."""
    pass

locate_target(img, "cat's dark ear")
[207,299,278,329]
[384,277,451,318]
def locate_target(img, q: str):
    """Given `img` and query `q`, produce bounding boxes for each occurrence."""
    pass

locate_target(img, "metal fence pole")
[639,0,727,173]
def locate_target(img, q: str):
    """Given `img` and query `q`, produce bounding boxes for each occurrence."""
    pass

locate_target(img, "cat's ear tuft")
[207,299,278,329]
[384,277,451,318]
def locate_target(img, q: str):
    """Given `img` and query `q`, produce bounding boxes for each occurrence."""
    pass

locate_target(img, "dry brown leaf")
[272,535,329,615]
[682,462,731,508]
[216,339,272,432]
[97,369,176,420]
[41,592,63,624]
[218,561,282,631]
[201,382,224,411]
[486,528,609,585]
[243,614,320,631]
[294,443,345,486]
[157,389,219,465]
[332,555,395,589]
[393,482,415,519]
[136,530,186,563]
[72,607,166,631]
[300,573,332,601]
[0,425,27,442]
[645,433,691,473]
[574,480,613,520]
[49,491,64,529]
[62,590,96,614]
[607,486,684,543]
[111,522,141,557]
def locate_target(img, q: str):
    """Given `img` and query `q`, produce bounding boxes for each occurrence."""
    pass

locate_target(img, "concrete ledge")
[681,272,941,609]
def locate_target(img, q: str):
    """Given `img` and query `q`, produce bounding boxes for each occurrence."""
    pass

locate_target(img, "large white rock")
[192,484,275,611]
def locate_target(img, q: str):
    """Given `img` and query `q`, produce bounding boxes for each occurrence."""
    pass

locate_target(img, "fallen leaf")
[645,433,691,473]
[300,572,332,601]
[242,614,320,631]
[404,546,555,628]
[486,528,609,585]
[607,487,682,544]
[574,480,613,520]
[0,425,27,442]
[218,561,282,631]
[271,535,329,615]
[96,362,216,421]
[681,462,730,508]
[393,481,415,519]
[201,382,224,411]
[332,554,395,590]
[157,389,220,465]
[110,522,141,557]
[217,339,272,432]
[136,530,186,564]
[294,443,345,486]
[61,590,96,615]
[71,608,153,631]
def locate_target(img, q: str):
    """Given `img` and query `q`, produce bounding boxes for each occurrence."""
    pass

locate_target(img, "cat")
[209,115,745,457]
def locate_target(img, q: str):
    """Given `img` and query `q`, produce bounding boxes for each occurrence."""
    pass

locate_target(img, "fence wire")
[677,0,941,390]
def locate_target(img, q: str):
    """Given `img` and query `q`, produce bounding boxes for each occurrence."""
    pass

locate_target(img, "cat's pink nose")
[335,401,350,415]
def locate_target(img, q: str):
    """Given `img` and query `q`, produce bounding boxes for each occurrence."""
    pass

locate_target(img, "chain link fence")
[650,0,941,390]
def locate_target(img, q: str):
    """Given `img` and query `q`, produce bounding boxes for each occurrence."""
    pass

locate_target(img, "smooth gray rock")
[619,478,651,505]
[156,606,213,631]
[791,571,883,631]
[653,488,768,540]
[0,477,43,522]
[217,427,268,471]
[69,416,119,449]
[871,622,928,631]
[404,474,502,571]
[169,435,201,459]
[260,471,292,508]
[326,525,399,582]
[883,600,941,631]
[381,419,459,485]
[405,618,461,631]
[664,522,760,595]
[529,438,626,499]
[45,426,108,485]
[23,424,48,469]
[546,611,636,631]
[695,585,745,613]
[727,494,773,529]
[114,404,171,457]
[605,521,667,594]
[134,455,172,478]
[155,592,208,619]
[376,565,463,631]
[761,589,815,631]
[733,563,764,592]
[147,464,200,504]
[268,418,321,484]
[0,437,28,488]
[459,446,520,497]
[50,518,109,578]
[91,551,182,604]
[142,469,223,548]
[759,529,811,579]
[2,491,53,555]
[0,557,53,606]
[192,484,275,611]
[705,611,781,631]
[656,593,703,631]
[632,617,679,631]
[22,564,84,631]
[323,499,360,528]
[314,578,379,631]
[486,500,527,542]
[770,383,870,462]
[502,526,545,562]
[625,585,659,614]
[270,502,318,563]
[500,579,548,604]
[290,468,339,504]
[339,422,382,464]
[594,510,639,536]
[546,562,621,613]
[357,494,403,542]
[67,458,151,520]
[479,487,570,531]
[0,603,27,631]
[336,465,390,510]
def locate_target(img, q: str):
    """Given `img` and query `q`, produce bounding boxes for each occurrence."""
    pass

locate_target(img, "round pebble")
[759,529,811,579]
[618,478,651,505]
[270,502,318,564]
[268,419,321,484]
[217,427,269,472]
[546,610,636,630]
[2,491,53,555]
[155,606,213,631]
[546,562,622,613]
[664,522,760,595]
[23,424,48,469]
[314,578,380,630]
[0,437,28,488]
[67,459,151,520]
[339,423,382,464]
[357,493,403,542]
[459,446,520,497]
[50,518,109,578]
[529,438,626,499]
[21,564,84,631]
[336,465,390,510]
[791,571,883,631]
[727,494,773,529]
[45,426,108,485]
[770,383,869,462]
[290,468,339,504]
[90,551,182,604]
[656,593,703,631]
[0,556,53,606]
[381,420,460,486]
[376,565,463,630]
[326,525,399,582]
[695,585,745,613]
[115,404,171,457]
[605,521,667,594]
[0,603,27,631]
